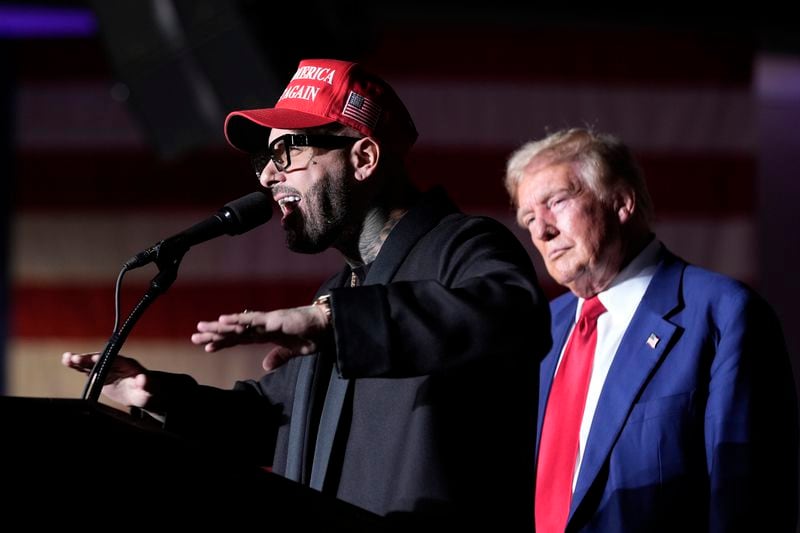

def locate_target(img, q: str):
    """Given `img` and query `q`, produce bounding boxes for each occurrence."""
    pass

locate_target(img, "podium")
[1,396,390,530]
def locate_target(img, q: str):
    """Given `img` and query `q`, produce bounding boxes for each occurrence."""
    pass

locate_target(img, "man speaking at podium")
[63,58,550,530]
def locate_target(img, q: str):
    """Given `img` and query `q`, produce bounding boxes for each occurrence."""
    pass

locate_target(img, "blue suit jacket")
[538,248,798,532]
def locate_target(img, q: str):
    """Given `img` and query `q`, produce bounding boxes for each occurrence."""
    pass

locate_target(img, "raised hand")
[61,351,155,408]
[191,305,330,372]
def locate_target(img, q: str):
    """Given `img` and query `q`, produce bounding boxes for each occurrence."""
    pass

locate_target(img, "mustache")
[271,185,302,198]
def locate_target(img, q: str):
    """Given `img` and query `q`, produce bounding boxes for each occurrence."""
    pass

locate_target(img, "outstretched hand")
[61,351,154,408]
[192,305,331,372]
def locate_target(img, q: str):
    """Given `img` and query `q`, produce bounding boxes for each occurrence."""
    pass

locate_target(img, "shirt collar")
[576,238,662,320]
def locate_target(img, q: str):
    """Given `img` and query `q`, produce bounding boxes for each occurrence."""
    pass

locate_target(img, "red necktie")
[535,296,606,533]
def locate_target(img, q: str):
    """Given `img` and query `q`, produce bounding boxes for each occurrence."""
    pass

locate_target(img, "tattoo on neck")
[359,208,406,264]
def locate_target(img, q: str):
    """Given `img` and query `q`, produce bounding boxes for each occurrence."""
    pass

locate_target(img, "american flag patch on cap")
[342,91,381,130]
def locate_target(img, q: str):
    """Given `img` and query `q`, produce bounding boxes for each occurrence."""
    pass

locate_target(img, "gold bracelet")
[312,294,332,320]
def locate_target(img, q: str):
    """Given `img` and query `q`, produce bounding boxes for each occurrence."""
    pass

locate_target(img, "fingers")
[259,335,318,373]
[192,311,267,351]
[123,373,153,408]
[262,345,295,373]
[191,330,251,352]
[191,331,229,346]
[61,351,100,373]
[192,318,251,351]
[195,320,247,335]
[193,307,324,360]
[218,312,258,327]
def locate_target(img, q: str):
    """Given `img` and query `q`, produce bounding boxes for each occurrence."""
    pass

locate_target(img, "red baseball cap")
[224,58,418,155]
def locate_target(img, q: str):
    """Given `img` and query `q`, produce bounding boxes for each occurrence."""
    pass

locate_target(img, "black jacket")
[160,188,550,529]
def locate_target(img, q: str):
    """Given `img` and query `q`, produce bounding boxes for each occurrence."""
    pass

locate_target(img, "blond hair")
[505,128,654,225]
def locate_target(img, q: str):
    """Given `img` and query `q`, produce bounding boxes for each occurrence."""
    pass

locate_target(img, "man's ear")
[351,137,380,181]
[615,188,636,224]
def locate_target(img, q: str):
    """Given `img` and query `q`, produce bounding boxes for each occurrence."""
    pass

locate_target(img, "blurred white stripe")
[13,211,756,284]
[7,339,268,399]
[12,211,341,282]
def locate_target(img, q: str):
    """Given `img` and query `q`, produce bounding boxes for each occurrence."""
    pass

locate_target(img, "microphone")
[124,191,272,270]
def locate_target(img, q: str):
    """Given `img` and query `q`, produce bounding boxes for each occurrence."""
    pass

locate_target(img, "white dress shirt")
[557,239,663,491]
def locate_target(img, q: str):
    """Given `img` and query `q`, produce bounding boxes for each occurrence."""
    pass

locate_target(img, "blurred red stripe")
[408,149,756,216]
[12,271,759,340]
[11,281,326,339]
[16,148,755,216]
[14,148,254,212]
[12,280,570,339]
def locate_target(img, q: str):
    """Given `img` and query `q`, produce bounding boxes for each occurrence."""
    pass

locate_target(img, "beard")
[284,173,355,254]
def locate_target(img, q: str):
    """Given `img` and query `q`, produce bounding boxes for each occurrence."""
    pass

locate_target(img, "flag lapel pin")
[646,333,660,349]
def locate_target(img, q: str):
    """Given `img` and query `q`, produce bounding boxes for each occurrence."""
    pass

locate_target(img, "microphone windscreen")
[224,191,272,234]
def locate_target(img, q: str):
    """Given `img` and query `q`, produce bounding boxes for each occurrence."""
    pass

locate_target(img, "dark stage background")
[2,1,799,520]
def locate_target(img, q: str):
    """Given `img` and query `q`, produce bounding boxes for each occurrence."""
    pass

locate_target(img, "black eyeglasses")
[251,134,361,176]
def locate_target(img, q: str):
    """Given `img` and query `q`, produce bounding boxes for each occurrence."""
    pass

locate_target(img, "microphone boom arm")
[81,190,271,403]
[82,251,184,403]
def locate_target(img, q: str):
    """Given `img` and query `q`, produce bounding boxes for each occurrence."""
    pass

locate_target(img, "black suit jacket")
[160,188,550,529]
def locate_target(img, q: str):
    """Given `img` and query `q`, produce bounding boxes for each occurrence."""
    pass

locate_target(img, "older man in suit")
[505,128,798,532]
